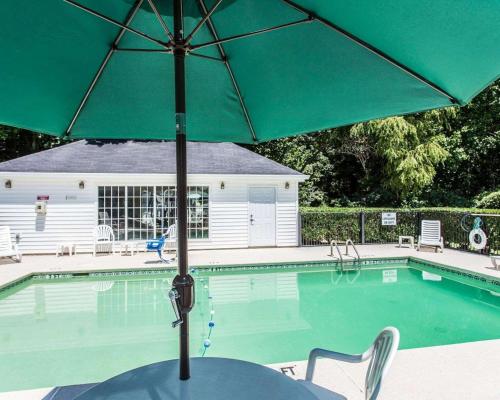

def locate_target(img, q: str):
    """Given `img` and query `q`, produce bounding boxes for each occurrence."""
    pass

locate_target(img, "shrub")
[474,190,500,209]
[300,207,500,255]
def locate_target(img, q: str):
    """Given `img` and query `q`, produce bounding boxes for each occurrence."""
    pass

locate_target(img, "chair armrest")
[305,348,364,381]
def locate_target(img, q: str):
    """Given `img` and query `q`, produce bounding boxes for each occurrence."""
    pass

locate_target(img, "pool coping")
[1,255,498,293]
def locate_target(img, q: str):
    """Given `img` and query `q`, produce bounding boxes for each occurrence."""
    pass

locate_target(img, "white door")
[249,187,276,247]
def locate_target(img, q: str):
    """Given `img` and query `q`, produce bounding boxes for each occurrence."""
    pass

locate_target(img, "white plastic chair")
[299,327,400,400]
[0,226,22,262]
[417,220,444,252]
[93,225,115,256]
[164,223,177,253]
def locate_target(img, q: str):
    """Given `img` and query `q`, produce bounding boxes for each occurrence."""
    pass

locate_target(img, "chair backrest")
[164,223,177,239]
[94,225,114,241]
[421,220,441,243]
[0,226,14,253]
[364,327,400,400]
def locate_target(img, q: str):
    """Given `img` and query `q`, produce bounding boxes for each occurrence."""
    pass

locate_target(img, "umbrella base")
[73,357,317,400]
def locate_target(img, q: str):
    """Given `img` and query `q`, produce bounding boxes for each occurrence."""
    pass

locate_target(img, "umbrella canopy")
[0,0,499,382]
[1,0,498,143]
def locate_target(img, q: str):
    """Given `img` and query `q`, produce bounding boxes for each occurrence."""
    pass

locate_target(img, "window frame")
[97,185,210,241]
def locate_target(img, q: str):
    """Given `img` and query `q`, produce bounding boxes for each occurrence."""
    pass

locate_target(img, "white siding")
[195,182,248,249]
[0,176,96,254]
[276,182,299,246]
[0,173,304,253]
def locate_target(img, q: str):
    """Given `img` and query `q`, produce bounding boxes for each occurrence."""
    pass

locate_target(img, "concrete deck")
[269,339,500,400]
[1,244,499,290]
[1,245,499,399]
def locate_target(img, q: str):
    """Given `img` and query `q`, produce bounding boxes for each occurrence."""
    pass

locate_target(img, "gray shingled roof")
[0,140,303,175]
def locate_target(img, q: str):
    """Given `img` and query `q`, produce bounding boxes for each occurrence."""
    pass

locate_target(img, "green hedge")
[301,206,500,214]
[300,208,499,255]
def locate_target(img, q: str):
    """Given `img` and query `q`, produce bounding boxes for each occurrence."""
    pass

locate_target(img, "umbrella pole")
[172,0,194,381]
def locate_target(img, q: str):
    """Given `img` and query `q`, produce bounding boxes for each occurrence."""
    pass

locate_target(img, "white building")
[0,140,307,254]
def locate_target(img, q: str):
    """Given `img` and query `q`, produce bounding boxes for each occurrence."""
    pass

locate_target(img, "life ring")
[469,228,487,250]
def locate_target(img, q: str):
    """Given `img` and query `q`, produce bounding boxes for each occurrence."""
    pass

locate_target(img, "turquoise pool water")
[0,260,499,392]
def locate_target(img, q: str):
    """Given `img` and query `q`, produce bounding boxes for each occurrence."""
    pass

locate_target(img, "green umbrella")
[0,0,498,380]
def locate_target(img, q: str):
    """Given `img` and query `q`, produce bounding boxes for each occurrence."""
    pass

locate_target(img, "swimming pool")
[0,258,499,392]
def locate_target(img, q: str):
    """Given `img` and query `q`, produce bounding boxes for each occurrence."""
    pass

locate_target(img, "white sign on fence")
[381,212,397,226]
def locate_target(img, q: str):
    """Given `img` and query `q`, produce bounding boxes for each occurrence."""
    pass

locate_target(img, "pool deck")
[268,338,500,400]
[0,245,499,399]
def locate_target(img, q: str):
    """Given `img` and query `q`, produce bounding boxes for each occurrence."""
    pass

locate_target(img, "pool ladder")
[330,239,361,271]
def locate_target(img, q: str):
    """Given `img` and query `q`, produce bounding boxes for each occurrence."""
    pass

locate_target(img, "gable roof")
[0,140,304,176]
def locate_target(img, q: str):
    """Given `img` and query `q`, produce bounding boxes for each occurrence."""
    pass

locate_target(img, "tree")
[433,81,499,199]
[350,115,449,200]
[0,125,68,163]
[334,126,375,178]
[251,135,331,205]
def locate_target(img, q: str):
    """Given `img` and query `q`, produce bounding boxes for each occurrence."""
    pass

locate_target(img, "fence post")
[298,211,302,247]
[359,211,365,244]
[416,212,422,239]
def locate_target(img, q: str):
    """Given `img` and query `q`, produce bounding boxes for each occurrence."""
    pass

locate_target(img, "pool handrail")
[329,239,343,263]
[345,239,360,261]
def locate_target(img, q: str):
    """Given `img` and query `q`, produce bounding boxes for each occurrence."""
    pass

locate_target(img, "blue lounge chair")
[147,224,176,263]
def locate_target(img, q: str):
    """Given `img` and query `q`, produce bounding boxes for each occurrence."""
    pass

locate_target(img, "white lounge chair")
[417,220,444,252]
[299,327,400,400]
[0,226,22,262]
[93,225,115,256]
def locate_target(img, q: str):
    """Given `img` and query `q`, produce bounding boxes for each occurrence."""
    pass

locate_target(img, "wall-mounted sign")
[381,212,397,226]
[37,195,49,201]
[65,195,77,201]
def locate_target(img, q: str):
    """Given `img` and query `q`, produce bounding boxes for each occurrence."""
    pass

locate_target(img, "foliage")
[252,80,499,207]
[0,125,69,162]
[250,134,332,206]
[433,82,499,199]
[351,115,449,199]
[474,190,500,209]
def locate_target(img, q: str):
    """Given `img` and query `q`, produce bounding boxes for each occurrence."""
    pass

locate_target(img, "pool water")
[0,260,499,392]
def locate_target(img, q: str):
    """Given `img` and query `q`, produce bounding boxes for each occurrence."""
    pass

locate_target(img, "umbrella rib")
[146,0,174,42]
[280,0,460,104]
[197,0,258,143]
[116,48,172,53]
[64,0,169,50]
[65,0,145,135]
[184,0,223,45]
[190,17,313,51]
[189,53,225,62]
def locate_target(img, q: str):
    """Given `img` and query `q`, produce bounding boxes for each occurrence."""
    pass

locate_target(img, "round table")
[75,357,319,400]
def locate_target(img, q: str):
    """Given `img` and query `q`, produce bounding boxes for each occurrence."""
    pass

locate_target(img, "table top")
[75,357,318,400]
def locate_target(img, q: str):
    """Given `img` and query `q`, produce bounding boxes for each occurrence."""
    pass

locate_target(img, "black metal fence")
[300,210,499,255]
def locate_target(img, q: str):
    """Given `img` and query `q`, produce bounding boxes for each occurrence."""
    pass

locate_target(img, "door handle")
[250,214,255,225]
